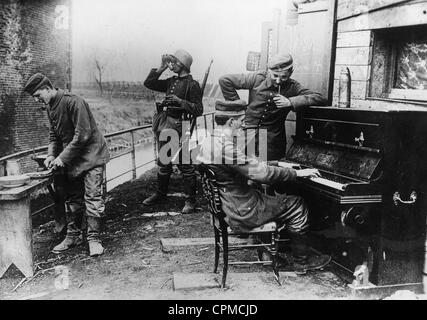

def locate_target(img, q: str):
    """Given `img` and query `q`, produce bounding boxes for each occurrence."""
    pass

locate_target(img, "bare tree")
[86,48,117,96]
[94,57,106,95]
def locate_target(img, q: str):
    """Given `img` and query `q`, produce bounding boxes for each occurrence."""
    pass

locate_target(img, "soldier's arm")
[288,81,328,111]
[47,123,62,157]
[223,142,297,184]
[233,158,297,184]
[218,72,258,101]
[143,68,168,92]
[57,99,93,165]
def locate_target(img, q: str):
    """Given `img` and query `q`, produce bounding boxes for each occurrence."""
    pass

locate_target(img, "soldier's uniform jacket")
[219,71,327,160]
[197,131,298,233]
[47,89,110,177]
[144,69,203,135]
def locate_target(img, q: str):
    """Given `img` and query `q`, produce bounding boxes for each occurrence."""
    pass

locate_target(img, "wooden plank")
[298,0,329,14]
[334,65,370,81]
[278,0,336,101]
[0,197,34,278]
[0,178,52,201]
[338,1,427,32]
[160,237,248,248]
[335,47,371,66]
[336,30,372,48]
[337,0,415,21]
[333,80,368,99]
[388,89,427,102]
[334,98,427,111]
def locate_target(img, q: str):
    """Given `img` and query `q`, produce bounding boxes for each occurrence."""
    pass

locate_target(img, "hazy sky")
[71,0,288,83]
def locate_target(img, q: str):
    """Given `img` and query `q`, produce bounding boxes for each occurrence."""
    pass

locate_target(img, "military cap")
[23,73,52,95]
[268,53,293,73]
[215,99,247,117]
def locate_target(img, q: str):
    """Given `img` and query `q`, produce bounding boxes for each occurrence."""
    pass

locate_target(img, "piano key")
[308,176,346,191]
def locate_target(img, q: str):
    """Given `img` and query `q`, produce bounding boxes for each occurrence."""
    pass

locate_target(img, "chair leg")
[213,227,220,273]
[221,230,229,288]
[271,231,281,286]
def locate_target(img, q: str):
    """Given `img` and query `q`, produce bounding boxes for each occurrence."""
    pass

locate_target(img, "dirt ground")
[0,168,409,300]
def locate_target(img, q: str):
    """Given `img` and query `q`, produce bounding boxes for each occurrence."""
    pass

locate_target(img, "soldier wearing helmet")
[143,49,203,213]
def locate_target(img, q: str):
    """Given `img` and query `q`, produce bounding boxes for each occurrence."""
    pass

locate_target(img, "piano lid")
[286,140,382,181]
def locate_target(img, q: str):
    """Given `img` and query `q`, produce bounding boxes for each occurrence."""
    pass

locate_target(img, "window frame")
[369,25,427,104]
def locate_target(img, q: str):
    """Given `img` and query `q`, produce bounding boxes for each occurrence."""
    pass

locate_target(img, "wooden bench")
[0,177,53,278]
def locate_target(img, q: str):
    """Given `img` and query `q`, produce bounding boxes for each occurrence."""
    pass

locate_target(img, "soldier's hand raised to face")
[158,54,170,72]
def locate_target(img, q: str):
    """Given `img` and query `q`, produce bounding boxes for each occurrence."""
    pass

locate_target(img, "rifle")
[171,59,213,163]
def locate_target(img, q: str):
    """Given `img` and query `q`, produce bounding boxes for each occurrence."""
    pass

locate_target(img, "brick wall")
[0,0,71,162]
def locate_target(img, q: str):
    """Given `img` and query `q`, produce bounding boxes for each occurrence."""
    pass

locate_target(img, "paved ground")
[0,169,424,300]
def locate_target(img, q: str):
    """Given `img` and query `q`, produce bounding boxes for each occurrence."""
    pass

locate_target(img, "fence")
[0,111,215,217]
[72,82,223,99]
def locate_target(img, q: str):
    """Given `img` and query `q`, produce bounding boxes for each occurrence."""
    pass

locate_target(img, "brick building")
[0,0,71,163]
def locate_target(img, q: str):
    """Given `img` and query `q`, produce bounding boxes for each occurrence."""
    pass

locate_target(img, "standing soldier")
[143,49,203,213]
[23,73,110,257]
[219,52,327,161]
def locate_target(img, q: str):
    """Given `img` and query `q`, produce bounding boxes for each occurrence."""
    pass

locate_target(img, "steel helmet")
[171,49,193,72]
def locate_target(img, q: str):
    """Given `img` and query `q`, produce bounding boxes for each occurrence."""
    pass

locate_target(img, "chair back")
[199,164,227,223]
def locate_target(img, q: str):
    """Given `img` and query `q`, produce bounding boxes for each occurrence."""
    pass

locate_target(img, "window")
[370,25,427,102]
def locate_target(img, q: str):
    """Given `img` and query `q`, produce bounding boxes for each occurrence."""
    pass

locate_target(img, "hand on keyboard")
[296,168,321,179]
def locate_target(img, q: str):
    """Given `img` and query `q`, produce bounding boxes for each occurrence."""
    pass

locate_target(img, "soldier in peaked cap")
[219,52,327,162]
[143,49,203,214]
[23,73,110,257]
[196,99,331,274]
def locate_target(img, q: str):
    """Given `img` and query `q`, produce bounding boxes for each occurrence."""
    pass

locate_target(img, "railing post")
[204,115,208,137]
[102,164,107,197]
[130,131,136,179]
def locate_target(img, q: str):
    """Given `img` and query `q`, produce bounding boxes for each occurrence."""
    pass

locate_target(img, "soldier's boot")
[143,173,170,206]
[52,222,83,253]
[181,174,197,214]
[290,233,331,275]
[87,217,104,257]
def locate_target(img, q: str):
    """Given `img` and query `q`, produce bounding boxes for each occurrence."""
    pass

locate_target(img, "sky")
[71,0,288,84]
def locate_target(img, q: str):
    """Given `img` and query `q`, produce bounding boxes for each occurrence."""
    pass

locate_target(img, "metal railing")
[0,111,215,216]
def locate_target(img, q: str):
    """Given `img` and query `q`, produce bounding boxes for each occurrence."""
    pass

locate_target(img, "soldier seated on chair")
[195,99,331,273]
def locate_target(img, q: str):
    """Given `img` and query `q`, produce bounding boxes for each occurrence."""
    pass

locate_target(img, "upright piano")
[284,106,427,288]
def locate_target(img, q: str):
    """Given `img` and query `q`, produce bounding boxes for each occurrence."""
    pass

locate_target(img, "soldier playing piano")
[196,100,331,274]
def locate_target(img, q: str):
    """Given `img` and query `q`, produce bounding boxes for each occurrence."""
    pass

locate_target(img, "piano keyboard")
[308,176,346,191]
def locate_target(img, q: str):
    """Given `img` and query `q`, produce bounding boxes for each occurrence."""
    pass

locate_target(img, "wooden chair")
[199,164,281,288]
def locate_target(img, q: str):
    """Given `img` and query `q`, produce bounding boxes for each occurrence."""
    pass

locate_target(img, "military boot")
[52,223,83,253]
[87,217,104,257]
[181,174,197,214]
[290,232,331,274]
[143,173,170,206]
